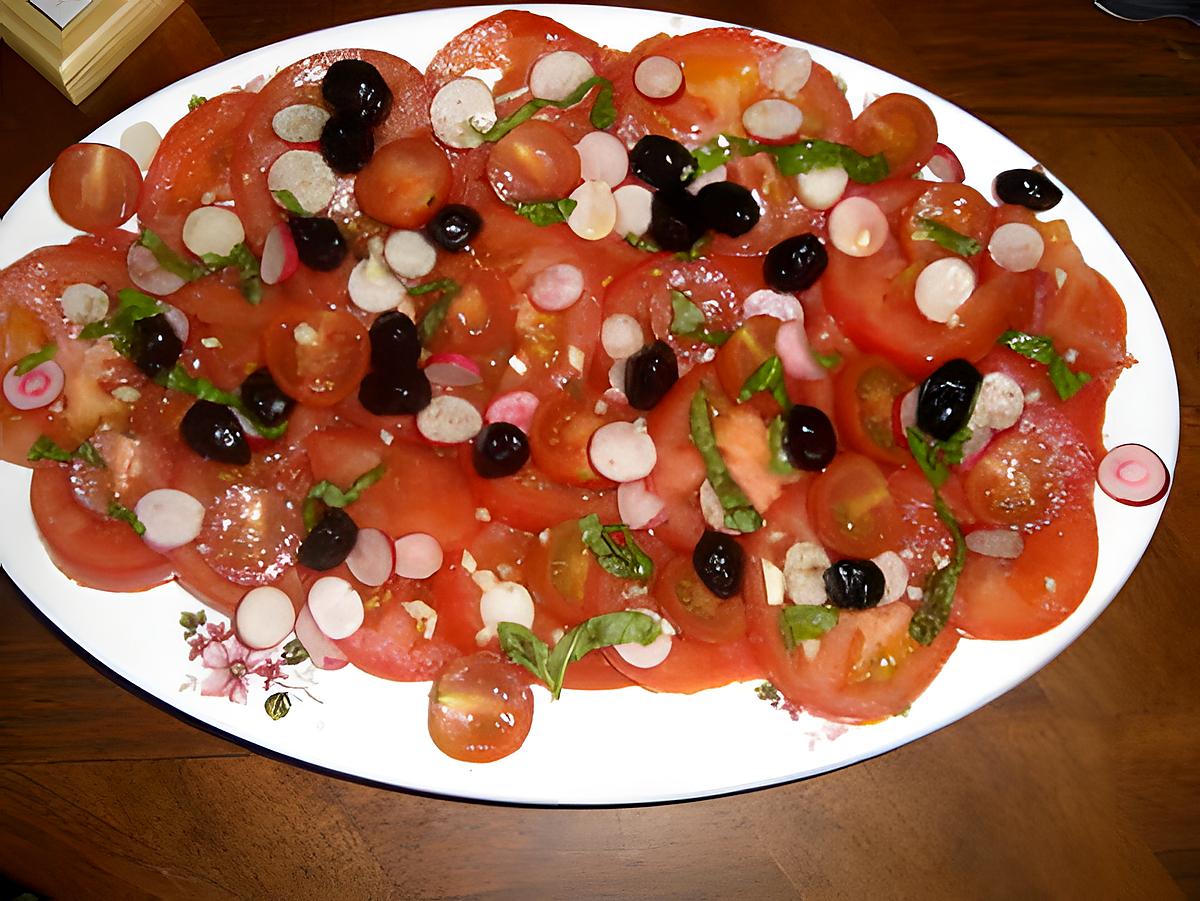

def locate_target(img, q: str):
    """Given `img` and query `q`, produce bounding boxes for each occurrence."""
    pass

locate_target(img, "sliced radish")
[267,149,336,214]
[699,479,736,534]
[349,238,407,313]
[134,488,205,551]
[182,206,245,259]
[1097,443,1170,506]
[529,263,585,312]
[567,180,617,241]
[794,166,848,211]
[260,222,299,285]
[613,608,674,668]
[915,257,977,324]
[307,575,364,640]
[575,131,628,187]
[588,420,657,483]
[617,479,666,529]
[384,229,437,279]
[898,387,919,433]
[828,196,888,258]
[601,313,644,360]
[959,425,994,468]
[871,550,909,604]
[743,289,803,322]
[3,360,64,410]
[235,586,297,650]
[120,121,162,171]
[127,243,186,296]
[393,532,444,580]
[686,164,727,196]
[485,390,540,433]
[970,371,1024,431]
[529,50,595,102]
[346,527,394,587]
[742,99,803,143]
[294,604,349,670]
[613,184,653,237]
[160,305,190,344]
[608,358,627,394]
[60,283,109,324]
[416,395,483,444]
[431,77,497,149]
[634,55,684,100]
[927,143,966,183]
[988,222,1045,273]
[761,47,813,97]
[965,528,1025,559]
[271,103,330,144]
[424,352,483,387]
[232,408,274,452]
[775,320,825,381]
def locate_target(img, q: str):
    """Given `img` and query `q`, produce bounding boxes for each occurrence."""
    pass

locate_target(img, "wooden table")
[1,2,1196,897]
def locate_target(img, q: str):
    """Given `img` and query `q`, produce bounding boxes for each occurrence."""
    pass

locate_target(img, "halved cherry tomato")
[49,144,141,233]
[529,388,612,487]
[809,452,904,558]
[852,94,938,180]
[526,519,591,625]
[263,308,369,408]
[486,120,581,204]
[355,136,453,229]
[654,555,747,643]
[428,651,534,762]
[833,354,914,465]
[899,182,993,264]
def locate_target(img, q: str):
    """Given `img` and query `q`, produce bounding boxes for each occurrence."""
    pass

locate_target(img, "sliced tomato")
[422,256,519,362]
[715,315,782,417]
[898,182,994,264]
[262,307,369,408]
[170,272,274,390]
[337,594,463,681]
[485,120,581,204]
[528,388,613,487]
[526,519,591,626]
[852,94,938,180]
[833,354,914,466]
[809,452,904,559]
[561,652,635,690]
[644,364,709,554]
[708,156,825,257]
[354,135,453,229]
[654,555,747,644]
[48,144,141,233]
[602,635,761,694]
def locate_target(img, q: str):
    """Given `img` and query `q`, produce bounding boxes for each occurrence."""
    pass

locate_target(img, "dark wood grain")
[1,1,1197,897]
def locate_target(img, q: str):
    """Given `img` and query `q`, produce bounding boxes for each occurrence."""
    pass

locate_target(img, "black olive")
[692,530,744,599]
[369,310,420,373]
[994,168,1063,212]
[783,405,837,471]
[180,400,250,465]
[130,313,182,377]
[239,368,294,427]
[426,203,481,252]
[472,422,530,479]
[695,181,761,237]
[298,508,358,571]
[764,234,828,293]
[917,358,982,441]
[358,368,432,416]
[823,559,885,610]
[288,216,347,272]
[624,340,679,411]
[321,58,393,126]
[630,134,696,190]
[319,113,374,174]
[649,189,705,252]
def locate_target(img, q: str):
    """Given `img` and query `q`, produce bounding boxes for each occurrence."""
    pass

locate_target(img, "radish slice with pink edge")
[235,586,297,650]
[261,222,299,285]
[828,196,888,258]
[3,360,64,410]
[485,390,540,433]
[182,205,245,258]
[760,47,812,97]
[794,166,848,211]
[988,222,1045,273]
[307,576,364,640]
[613,609,674,669]
[294,604,349,670]
[528,50,595,102]
[617,479,666,530]
[742,99,803,143]
[529,263,585,312]
[915,257,977,323]
[416,395,482,444]
[965,528,1025,560]
[160,305,189,344]
[1097,443,1171,506]
[346,527,394,587]
[898,387,919,432]
[424,352,482,387]
[271,103,330,144]
[927,143,965,183]
[120,122,161,171]
[60,283,109,324]
[601,313,644,360]
[588,420,657,483]
[633,55,683,100]
[575,131,628,187]
[393,532,444,580]
[134,488,204,551]
[743,289,802,322]
[775,320,825,380]
[127,243,186,296]
[872,550,909,604]
[268,149,336,213]
[349,237,407,313]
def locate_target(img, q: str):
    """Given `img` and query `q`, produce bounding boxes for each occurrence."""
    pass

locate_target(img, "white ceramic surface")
[0,4,1178,806]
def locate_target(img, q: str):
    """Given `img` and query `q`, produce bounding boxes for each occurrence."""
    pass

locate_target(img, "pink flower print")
[187,621,233,661]
[200,634,274,704]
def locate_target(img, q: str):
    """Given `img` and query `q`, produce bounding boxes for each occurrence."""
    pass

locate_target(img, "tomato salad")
[0,12,1167,763]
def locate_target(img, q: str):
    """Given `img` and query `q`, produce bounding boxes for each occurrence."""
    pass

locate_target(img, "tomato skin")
[654,556,748,644]
[428,652,534,763]
[486,120,581,204]
[833,354,914,466]
[852,94,938,179]
[262,308,370,408]
[355,136,453,228]
[809,453,904,559]
[529,390,612,488]
[337,594,463,681]
[49,144,142,233]
[602,636,762,694]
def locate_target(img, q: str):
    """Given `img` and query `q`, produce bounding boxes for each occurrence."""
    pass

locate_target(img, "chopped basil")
[767,415,795,475]
[188,95,207,111]
[137,229,206,281]
[905,424,971,490]
[410,277,460,344]
[811,350,843,370]
[201,243,263,304]
[625,232,661,253]
[157,364,288,440]
[513,198,577,226]
[180,609,207,638]
[779,604,839,651]
[669,290,730,346]
[997,330,1093,400]
[27,436,104,467]
[674,234,711,262]
[738,355,790,409]
[272,189,310,216]
[908,492,966,645]
[79,289,164,355]
[694,134,889,184]
[303,463,387,531]
[108,501,146,536]
[578,514,654,581]
[912,217,981,257]
[13,343,57,376]
[281,638,310,665]
[688,388,763,533]
[475,75,616,143]
[264,692,292,720]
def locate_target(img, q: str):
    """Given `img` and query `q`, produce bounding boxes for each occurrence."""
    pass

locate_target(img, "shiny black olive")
[994,168,1063,212]
[180,400,250,465]
[472,422,530,479]
[693,530,744,599]
[764,233,828,293]
[649,189,705,252]
[369,311,420,373]
[695,181,761,237]
[321,58,393,126]
[823,559,885,609]
[298,508,358,571]
[320,113,374,174]
[917,358,982,441]
[358,368,432,416]
[288,216,347,271]
[630,134,696,190]
[782,404,837,471]
[426,203,481,252]
[624,340,679,411]
[130,313,182,377]
[239,368,294,427]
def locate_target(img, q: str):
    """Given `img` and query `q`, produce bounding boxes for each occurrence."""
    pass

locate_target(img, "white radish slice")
[988,222,1045,273]
[479,582,536,641]
[794,166,848,210]
[699,479,736,534]
[588,420,657,483]
[349,238,407,313]
[120,121,162,170]
[959,425,994,468]
[182,206,245,258]
[915,257,977,323]
[271,103,330,144]
[613,608,674,669]
[575,131,628,186]
[634,55,684,100]
[346,527,395,588]
[965,528,1025,560]
[760,47,813,98]
[613,184,654,237]
[294,604,349,670]
[384,229,437,279]
[775,320,825,381]
[3,361,64,411]
[134,488,205,551]
[430,77,497,149]
[971,371,1025,431]
[899,387,919,432]
[60,283,109,324]
[307,576,365,640]
[485,390,540,432]
[617,479,666,530]
[424,352,483,387]
[871,551,909,604]
[927,143,965,183]
[260,222,299,285]
[608,358,627,394]
[743,289,803,322]
[267,149,336,214]
[1097,443,1171,506]
[393,532,445,580]
[416,395,482,444]
[528,50,595,102]
[742,99,803,143]
[686,164,727,196]
[828,196,888,258]
[567,180,617,241]
[235,586,297,650]
[601,313,644,360]
[160,305,190,344]
[529,263,586,312]
[127,243,186,296]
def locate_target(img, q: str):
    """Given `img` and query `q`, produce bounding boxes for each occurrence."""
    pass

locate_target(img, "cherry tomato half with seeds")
[263,309,370,408]
[49,143,142,233]
[427,652,534,763]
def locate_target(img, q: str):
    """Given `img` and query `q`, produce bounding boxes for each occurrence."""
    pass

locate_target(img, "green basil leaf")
[908,493,966,645]
[767,415,795,475]
[811,350,842,370]
[912,217,981,257]
[79,289,165,355]
[272,190,310,216]
[674,234,711,262]
[779,604,839,651]
[695,134,888,183]
[668,290,731,346]
[544,611,660,699]
[497,622,552,686]
[303,463,386,530]
[738,355,789,408]
[157,365,288,440]
[410,278,460,344]
[108,501,146,536]
[13,342,57,376]
[74,441,105,468]
[589,80,617,129]
[188,95,207,111]
[906,426,950,489]
[513,198,577,226]
[201,243,263,304]
[625,232,661,253]
[578,514,655,581]
[997,330,1092,401]
[476,76,616,143]
[180,609,207,638]
[264,692,292,720]
[281,638,309,665]
[688,388,763,533]
[26,435,105,467]
[137,229,206,281]
[1047,355,1092,401]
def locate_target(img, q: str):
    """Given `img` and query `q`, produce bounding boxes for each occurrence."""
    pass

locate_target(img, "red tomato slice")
[529,389,613,487]
[170,273,275,390]
[262,308,369,408]
[48,144,141,233]
[337,593,462,681]
[653,555,748,644]
[644,364,710,554]
[485,120,581,204]
[602,636,761,694]
[852,94,938,180]
[809,452,905,559]
[354,135,453,229]
[525,519,590,626]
